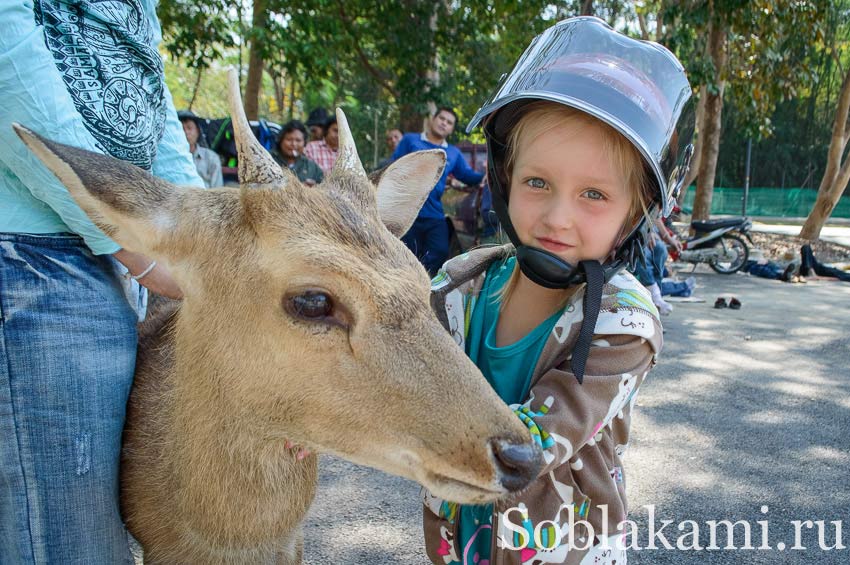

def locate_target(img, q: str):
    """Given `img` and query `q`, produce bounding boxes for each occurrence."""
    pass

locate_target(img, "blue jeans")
[743,260,783,280]
[633,242,668,286]
[0,233,136,564]
[661,280,691,297]
[401,216,450,276]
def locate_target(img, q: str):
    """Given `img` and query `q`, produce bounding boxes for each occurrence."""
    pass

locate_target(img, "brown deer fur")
[12,70,540,564]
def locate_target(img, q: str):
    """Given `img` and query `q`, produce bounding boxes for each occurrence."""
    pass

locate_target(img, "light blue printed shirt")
[0,0,203,255]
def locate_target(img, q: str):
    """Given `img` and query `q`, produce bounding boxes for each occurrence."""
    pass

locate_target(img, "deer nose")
[490,438,543,492]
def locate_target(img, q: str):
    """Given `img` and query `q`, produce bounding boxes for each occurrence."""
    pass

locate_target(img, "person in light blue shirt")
[391,107,484,275]
[0,1,203,562]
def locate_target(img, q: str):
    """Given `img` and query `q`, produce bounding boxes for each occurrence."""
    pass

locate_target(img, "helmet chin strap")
[571,260,604,384]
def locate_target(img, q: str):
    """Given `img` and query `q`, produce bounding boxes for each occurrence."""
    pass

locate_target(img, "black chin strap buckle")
[515,246,584,289]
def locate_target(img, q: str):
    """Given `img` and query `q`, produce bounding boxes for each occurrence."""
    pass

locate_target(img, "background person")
[633,217,692,314]
[304,115,339,174]
[305,107,329,142]
[178,110,223,188]
[391,107,484,275]
[272,119,323,186]
[375,127,403,170]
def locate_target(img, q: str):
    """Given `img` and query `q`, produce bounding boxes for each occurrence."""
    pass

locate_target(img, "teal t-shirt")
[455,257,563,564]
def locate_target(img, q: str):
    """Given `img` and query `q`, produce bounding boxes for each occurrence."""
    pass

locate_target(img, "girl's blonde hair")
[495,101,655,309]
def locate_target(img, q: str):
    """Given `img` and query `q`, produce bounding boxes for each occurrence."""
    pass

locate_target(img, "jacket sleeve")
[512,333,655,477]
[449,149,484,186]
[0,1,120,254]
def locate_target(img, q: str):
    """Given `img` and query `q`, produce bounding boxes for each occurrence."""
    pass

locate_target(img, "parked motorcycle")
[669,217,754,274]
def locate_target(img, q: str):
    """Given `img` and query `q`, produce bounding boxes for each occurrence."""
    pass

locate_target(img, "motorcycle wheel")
[709,234,748,274]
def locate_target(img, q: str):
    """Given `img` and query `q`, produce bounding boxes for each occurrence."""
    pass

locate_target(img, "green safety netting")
[679,186,850,218]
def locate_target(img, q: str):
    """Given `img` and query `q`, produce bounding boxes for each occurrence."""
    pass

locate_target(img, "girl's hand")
[113,249,183,299]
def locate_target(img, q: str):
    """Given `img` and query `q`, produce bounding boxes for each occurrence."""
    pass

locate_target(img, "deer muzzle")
[490,437,543,492]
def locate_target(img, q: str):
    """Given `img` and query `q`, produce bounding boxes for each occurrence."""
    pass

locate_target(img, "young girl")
[423,17,694,565]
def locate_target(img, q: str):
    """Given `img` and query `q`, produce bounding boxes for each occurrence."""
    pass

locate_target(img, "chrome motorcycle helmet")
[467,16,695,290]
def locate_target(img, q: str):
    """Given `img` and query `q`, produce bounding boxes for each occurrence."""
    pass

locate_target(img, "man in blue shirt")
[392,107,484,275]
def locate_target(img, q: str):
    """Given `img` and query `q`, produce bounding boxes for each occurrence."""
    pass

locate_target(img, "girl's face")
[508,120,633,265]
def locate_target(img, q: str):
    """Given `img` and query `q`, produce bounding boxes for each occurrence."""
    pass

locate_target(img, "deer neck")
[165,322,319,539]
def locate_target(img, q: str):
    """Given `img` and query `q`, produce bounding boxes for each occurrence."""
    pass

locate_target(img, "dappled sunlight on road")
[630,270,850,563]
[322,520,416,553]
[801,445,850,465]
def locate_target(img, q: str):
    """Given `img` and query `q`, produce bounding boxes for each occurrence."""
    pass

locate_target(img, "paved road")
[304,268,850,564]
[750,222,850,247]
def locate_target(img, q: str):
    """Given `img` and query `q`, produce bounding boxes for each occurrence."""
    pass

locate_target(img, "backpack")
[209,118,276,169]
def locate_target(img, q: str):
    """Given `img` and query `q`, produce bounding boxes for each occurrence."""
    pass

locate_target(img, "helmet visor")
[469,17,694,216]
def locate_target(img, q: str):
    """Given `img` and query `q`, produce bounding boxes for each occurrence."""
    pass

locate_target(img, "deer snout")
[490,438,543,492]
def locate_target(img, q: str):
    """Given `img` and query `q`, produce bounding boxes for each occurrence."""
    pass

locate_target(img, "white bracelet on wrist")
[130,260,157,281]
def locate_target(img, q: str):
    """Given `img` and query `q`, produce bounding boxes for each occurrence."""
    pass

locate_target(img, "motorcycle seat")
[691,218,746,232]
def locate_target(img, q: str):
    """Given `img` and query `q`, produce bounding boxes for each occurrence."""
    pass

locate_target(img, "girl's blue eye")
[584,189,605,200]
[527,178,546,190]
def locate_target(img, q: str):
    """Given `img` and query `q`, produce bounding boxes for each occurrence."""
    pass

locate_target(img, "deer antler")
[332,108,367,180]
[227,69,289,187]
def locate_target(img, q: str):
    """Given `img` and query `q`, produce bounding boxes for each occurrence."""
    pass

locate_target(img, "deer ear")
[13,123,185,255]
[375,149,446,237]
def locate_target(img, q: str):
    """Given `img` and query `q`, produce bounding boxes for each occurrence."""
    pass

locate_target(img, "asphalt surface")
[750,222,850,247]
[304,266,850,564]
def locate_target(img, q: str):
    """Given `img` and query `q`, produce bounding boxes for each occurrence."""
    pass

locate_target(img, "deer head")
[12,70,541,504]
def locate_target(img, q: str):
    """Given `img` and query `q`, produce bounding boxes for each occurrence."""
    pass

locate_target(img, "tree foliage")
[655,0,830,220]
[159,0,237,69]
[159,0,850,228]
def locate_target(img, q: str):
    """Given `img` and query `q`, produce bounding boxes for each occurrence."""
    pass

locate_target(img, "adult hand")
[669,236,683,254]
[113,248,183,299]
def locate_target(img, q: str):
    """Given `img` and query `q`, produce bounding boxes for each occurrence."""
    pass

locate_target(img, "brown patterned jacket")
[423,245,663,565]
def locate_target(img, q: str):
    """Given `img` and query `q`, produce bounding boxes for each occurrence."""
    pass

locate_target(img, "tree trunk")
[400,103,423,133]
[581,0,594,16]
[288,79,296,121]
[236,2,244,84]
[692,15,727,222]
[637,12,650,40]
[681,88,707,190]
[272,72,285,120]
[244,0,268,121]
[422,3,442,132]
[800,63,850,240]
[188,66,204,111]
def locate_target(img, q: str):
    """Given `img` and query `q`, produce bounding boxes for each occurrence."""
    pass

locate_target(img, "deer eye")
[287,292,333,319]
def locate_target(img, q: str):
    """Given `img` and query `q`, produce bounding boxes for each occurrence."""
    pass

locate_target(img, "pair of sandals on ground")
[714,296,742,309]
